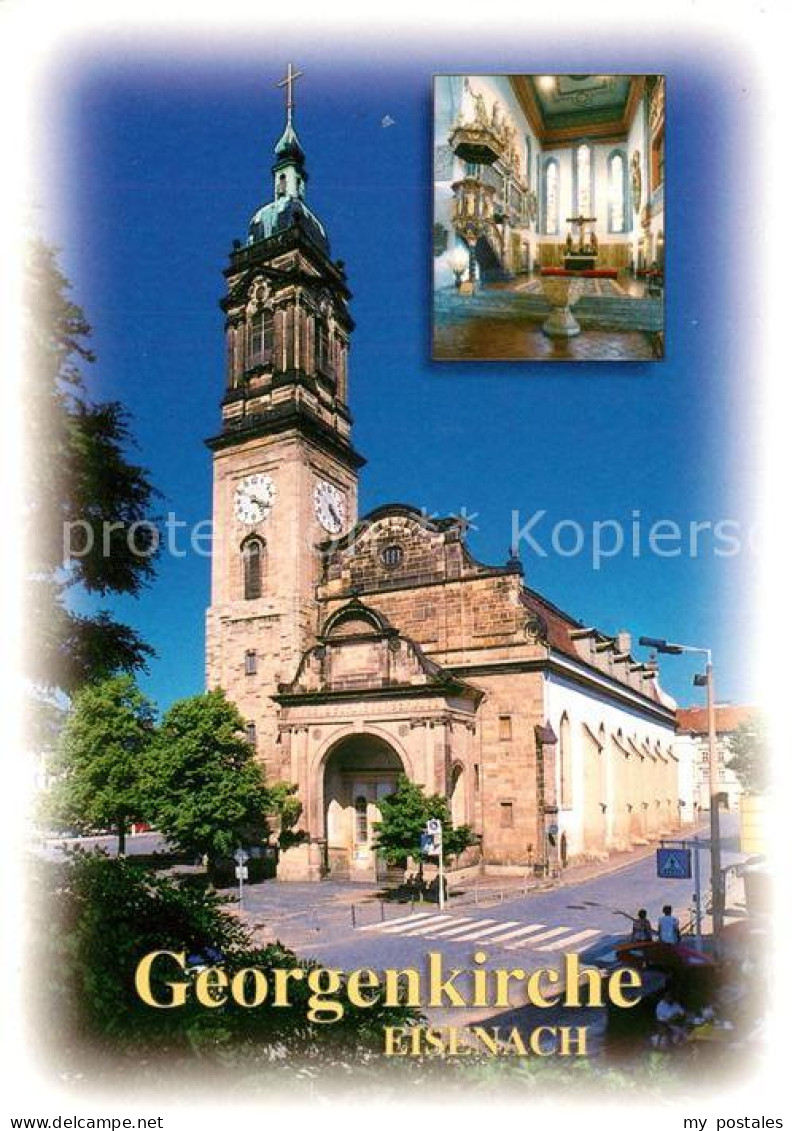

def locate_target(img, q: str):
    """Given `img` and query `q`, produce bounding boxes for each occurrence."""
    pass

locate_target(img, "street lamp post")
[638,637,723,940]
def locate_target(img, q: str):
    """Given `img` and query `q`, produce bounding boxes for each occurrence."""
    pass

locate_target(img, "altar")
[563,212,598,273]
[564,253,597,271]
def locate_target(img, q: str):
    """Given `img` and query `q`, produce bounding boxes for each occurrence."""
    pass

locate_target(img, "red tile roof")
[519,586,664,707]
[676,705,758,735]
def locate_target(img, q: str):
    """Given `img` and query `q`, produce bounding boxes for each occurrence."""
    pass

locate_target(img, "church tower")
[206,65,364,777]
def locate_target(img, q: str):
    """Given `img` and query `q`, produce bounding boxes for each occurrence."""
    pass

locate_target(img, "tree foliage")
[727,716,769,793]
[373,774,475,869]
[266,781,308,851]
[44,675,155,852]
[23,240,160,700]
[33,852,420,1067]
[142,689,272,865]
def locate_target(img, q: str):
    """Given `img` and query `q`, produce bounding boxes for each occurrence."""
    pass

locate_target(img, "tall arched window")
[242,537,264,600]
[354,796,368,843]
[574,143,593,216]
[247,308,274,368]
[543,159,559,235]
[559,713,572,808]
[607,150,628,233]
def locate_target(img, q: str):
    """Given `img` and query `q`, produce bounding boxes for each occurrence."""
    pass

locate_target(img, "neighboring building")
[205,73,687,883]
[674,705,757,812]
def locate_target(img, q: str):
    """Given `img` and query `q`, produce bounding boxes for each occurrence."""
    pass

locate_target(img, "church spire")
[272,63,307,201]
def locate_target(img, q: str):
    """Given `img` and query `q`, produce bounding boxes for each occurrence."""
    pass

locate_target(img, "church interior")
[433,74,665,361]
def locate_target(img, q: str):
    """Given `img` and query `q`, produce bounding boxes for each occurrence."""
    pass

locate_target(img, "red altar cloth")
[541,267,618,280]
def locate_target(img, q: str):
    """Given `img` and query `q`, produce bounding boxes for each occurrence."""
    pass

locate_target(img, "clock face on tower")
[234,473,276,525]
[314,479,346,534]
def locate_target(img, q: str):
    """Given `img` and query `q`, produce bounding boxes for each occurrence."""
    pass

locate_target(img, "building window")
[247,309,274,368]
[607,150,627,234]
[651,128,665,192]
[242,538,264,600]
[380,544,404,569]
[277,172,287,197]
[499,715,512,741]
[500,801,514,828]
[245,721,257,747]
[244,649,257,676]
[574,143,593,217]
[354,795,368,842]
[474,763,480,791]
[543,159,559,235]
[559,713,572,808]
[315,318,333,377]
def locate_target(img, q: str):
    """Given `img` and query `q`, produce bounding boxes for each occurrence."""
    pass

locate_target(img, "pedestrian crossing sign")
[656,847,692,879]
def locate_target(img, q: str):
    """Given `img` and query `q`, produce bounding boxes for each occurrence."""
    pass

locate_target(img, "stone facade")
[205,89,687,883]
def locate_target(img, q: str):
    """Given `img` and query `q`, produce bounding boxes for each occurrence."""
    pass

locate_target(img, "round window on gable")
[380,543,404,569]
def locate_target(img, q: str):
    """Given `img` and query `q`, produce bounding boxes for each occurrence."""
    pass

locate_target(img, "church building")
[433,74,665,361]
[205,68,686,883]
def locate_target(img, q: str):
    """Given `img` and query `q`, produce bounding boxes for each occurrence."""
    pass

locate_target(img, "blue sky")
[36,34,760,711]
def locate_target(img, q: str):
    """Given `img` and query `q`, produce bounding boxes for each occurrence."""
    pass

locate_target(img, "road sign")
[420,832,438,855]
[235,865,249,881]
[426,818,441,834]
[657,847,692,879]
[234,848,249,865]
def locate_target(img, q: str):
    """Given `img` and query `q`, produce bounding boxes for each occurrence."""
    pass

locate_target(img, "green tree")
[143,689,271,869]
[23,240,160,700]
[727,716,769,793]
[45,675,155,853]
[33,852,420,1068]
[266,781,308,851]
[373,774,475,877]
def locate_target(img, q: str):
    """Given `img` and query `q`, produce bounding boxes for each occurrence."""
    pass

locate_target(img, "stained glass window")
[576,144,592,216]
[609,152,626,233]
[545,160,559,234]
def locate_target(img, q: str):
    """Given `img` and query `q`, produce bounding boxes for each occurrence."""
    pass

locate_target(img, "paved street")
[40,817,744,986]
[232,814,742,980]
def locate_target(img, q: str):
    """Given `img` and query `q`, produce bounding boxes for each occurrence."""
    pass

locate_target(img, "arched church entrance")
[322,734,404,882]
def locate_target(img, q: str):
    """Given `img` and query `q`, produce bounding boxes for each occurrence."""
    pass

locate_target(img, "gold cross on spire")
[275,63,303,125]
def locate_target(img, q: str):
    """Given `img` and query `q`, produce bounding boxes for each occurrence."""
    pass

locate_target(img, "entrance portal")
[323,734,404,881]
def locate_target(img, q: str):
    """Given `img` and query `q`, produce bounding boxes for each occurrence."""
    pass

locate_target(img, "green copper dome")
[247,196,329,253]
[273,121,305,167]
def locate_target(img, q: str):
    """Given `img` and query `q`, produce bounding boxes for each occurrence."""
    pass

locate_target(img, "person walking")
[631,908,654,942]
[657,904,681,945]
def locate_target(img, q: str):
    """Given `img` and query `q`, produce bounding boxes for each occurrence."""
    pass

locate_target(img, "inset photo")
[433,74,665,361]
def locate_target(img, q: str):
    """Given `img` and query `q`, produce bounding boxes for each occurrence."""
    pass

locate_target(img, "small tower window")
[248,309,274,368]
[244,649,257,676]
[354,795,368,843]
[277,172,287,198]
[500,801,514,828]
[242,538,264,600]
[499,715,513,741]
[245,721,257,747]
[314,318,332,377]
[380,544,403,569]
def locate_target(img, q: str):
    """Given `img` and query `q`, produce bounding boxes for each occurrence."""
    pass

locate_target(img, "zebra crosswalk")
[357,910,601,953]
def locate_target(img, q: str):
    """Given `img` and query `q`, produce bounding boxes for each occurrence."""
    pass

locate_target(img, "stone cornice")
[205,401,366,471]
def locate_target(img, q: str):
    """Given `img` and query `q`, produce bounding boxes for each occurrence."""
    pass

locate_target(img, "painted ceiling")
[511,75,646,142]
